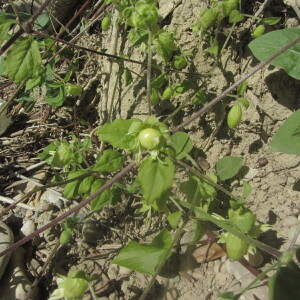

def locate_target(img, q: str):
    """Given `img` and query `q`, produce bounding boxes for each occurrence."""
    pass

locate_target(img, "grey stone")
[20,220,36,237]
[0,221,14,280]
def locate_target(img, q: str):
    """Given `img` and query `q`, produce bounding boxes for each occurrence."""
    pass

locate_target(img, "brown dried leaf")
[192,243,226,263]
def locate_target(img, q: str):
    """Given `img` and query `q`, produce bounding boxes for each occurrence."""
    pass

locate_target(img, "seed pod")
[199,8,218,30]
[162,87,173,99]
[150,88,159,106]
[138,128,162,150]
[60,230,71,245]
[253,25,265,38]
[257,157,268,167]
[226,233,248,260]
[101,16,111,31]
[227,104,242,128]
[66,84,82,96]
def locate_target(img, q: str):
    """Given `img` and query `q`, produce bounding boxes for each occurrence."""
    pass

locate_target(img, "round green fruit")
[138,128,162,150]
[227,104,242,128]
[253,25,265,38]
[101,16,111,31]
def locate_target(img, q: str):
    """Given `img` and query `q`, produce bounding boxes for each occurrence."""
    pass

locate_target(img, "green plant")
[1,1,300,299]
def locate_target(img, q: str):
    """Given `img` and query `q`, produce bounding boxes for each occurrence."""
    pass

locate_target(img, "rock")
[165,288,178,300]
[40,190,64,209]
[20,220,36,237]
[288,225,300,245]
[244,251,264,267]
[0,247,39,300]
[0,221,14,280]
[119,266,133,276]
[282,216,298,228]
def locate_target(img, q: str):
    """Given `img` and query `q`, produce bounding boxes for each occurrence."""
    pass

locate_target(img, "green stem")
[108,71,121,122]
[218,22,236,60]
[194,208,281,258]
[235,262,279,299]
[147,30,152,115]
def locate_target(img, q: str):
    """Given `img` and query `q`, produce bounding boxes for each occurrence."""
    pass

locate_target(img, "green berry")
[253,25,265,38]
[101,16,111,31]
[227,104,242,128]
[66,84,82,96]
[162,87,173,99]
[138,128,162,150]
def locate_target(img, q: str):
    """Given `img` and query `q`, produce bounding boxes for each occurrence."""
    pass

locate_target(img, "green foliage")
[180,173,217,211]
[168,131,193,160]
[226,232,248,260]
[215,156,243,180]
[89,179,112,211]
[0,13,17,44]
[112,228,172,275]
[269,263,300,300]
[95,118,140,149]
[138,156,174,205]
[101,16,111,31]
[167,211,182,229]
[249,28,300,80]
[227,104,242,128]
[93,149,125,172]
[4,38,42,83]
[269,110,300,155]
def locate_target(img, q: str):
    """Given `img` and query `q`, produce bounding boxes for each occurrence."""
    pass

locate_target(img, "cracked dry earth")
[0,0,300,300]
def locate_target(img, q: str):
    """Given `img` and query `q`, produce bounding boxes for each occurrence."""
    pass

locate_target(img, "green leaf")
[215,156,243,180]
[112,229,172,275]
[237,81,247,95]
[180,173,217,211]
[228,10,244,23]
[4,38,41,83]
[269,110,300,155]
[151,73,166,89]
[153,32,177,62]
[242,181,252,199]
[95,118,140,149]
[34,13,50,30]
[0,14,17,44]
[45,85,66,107]
[269,264,300,300]
[64,170,86,198]
[93,149,125,172]
[78,175,95,194]
[125,68,133,86]
[248,28,300,80]
[89,179,112,211]
[261,17,281,25]
[173,80,193,97]
[138,156,174,205]
[169,131,193,160]
[167,211,182,229]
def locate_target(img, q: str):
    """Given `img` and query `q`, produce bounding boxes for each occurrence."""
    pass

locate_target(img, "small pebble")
[244,251,264,267]
[282,216,298,228]
[165,288,178,300]
[20,220,36,237]
[257,157,268,167]
[119,266,133,276]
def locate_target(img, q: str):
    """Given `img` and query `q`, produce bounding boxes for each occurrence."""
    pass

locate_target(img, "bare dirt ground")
[0,0,299,299]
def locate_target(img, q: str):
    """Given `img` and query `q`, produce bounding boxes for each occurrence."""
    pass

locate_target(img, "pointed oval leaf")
[216,156,243,181]
[249,28,300,80]
[4,38,41,83]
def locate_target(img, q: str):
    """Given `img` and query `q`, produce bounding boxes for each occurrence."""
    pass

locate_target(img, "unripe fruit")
[60,230,71,245]
[66,84,82,96]
[150,88,159,106]
[226,233,248,260]
[162,87,173,99]
[227,104,242,128]
[253,25,265,38]
[138,128,162,150]
[199,8,218,30]
[101,16,111,31]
